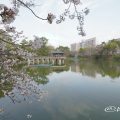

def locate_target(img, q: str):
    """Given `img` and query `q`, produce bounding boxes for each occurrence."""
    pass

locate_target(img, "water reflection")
[0,60,120,99]
[0,81,13,98]
[26,67,50,85]
[0,60,120,100]
[71,60,120,78]
[0,64,70,103]
[0,65,50,104]
[0,60,120,120]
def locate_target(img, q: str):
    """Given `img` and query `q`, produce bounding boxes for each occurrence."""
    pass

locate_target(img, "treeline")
[79,39,120,60]
[20,38,71,57]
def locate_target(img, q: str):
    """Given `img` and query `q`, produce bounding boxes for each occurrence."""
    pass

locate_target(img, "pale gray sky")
[2,0,120,47]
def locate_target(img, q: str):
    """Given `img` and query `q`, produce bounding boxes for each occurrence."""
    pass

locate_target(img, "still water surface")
[0,60,120,120]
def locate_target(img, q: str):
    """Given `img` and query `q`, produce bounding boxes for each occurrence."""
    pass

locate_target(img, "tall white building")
[80,37,96,49]
[71,43,79,52]
[71,37,96,52]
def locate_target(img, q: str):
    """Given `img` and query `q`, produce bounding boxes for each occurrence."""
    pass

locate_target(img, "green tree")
[47,45,55,52]
[103,39,118,55]
[20,39,35,53]
[56,46,70,56]
[34,36,50,56]
[20,39,29,50]
[41,37,48,47]
[34,36,48,47]
[36,46,50,56]
[79,48,86,56]
[20,39,29,45]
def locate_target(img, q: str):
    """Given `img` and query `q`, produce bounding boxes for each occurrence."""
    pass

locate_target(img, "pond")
[0,59,120,120]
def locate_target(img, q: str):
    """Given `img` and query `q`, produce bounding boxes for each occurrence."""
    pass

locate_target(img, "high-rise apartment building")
[71,37,96,52]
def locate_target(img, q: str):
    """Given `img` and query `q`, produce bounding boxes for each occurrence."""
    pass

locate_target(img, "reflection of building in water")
[70,63,80,73]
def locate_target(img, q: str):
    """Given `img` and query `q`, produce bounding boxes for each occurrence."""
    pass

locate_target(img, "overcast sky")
[3,0,120,47]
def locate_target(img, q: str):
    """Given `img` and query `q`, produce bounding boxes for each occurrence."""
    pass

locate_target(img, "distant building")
[71,43,80,52]
[71,37,96,52]
[80,37,96,49]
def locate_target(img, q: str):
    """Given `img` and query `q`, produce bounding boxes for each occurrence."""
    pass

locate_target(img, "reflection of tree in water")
[0,62,70,103]
[0,81,13,98]
[26,67,51,85]
[78,59,120,78]
[52,66,69,73]
[10,74,48,104]
[0,64,49,104]
[96,60,120,78]
[26,66,70,83]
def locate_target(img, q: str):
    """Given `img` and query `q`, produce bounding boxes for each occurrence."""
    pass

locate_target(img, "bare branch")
[17,0,47,21]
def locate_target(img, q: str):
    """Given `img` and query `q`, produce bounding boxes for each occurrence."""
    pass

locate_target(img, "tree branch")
[17,0,48,20]
[0,38,16,46]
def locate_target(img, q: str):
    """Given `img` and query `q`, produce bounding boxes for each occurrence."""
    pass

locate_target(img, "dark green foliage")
[56,46,70,56]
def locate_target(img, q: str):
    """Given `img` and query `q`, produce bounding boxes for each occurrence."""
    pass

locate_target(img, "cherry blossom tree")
[0,0,90,104]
